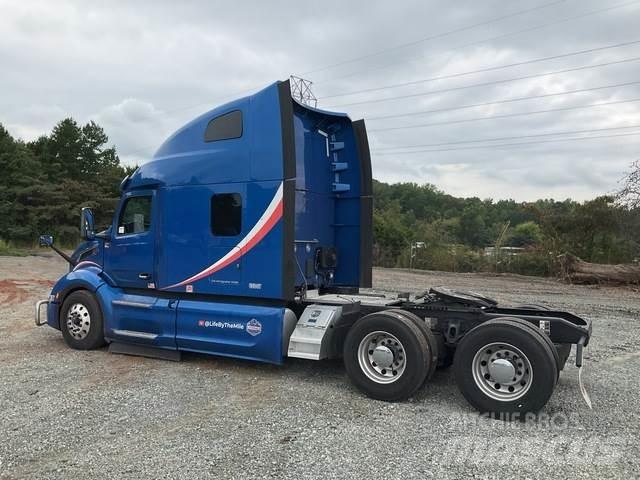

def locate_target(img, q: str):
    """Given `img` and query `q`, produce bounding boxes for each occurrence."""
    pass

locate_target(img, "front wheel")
[453,320,557,416]
[60,290,106,350]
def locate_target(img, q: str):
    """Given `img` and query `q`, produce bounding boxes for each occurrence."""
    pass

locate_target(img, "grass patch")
[0,238,31,256]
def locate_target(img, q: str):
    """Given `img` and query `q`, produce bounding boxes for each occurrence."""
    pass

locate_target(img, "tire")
[387,309,439,380]
[485,317,561,383]
[453,321,558,416]
[343,311,431,402]
[60,290,106,350]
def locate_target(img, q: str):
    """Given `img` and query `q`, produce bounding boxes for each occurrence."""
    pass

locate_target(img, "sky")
[1,0,639,201]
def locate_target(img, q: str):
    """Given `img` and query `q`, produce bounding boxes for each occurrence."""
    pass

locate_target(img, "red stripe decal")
[164,183,284,289]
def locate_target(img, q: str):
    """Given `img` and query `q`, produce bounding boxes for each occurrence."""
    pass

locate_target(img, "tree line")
[1,118,639,277]
[0,119,134,246]
[373,180,640,275]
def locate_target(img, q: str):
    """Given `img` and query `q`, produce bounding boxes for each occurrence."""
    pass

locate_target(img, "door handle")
[138,273,151,280]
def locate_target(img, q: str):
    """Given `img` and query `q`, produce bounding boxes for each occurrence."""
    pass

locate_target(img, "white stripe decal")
[164,182,284,289]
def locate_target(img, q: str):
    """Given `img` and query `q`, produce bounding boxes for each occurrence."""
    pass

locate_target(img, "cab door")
[105,190,157,289]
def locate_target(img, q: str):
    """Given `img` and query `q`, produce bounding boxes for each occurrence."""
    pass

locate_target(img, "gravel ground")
[1,254,639,479]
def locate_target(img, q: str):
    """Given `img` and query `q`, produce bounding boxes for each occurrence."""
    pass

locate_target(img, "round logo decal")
[246,318,262,336]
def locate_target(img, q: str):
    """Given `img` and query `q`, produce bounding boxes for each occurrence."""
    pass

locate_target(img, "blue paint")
[175,300,285,364]
[44,79,372,365]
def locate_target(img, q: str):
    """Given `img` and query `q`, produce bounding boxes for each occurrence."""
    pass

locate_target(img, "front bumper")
[35,295,57,327]
[35,299,49,326]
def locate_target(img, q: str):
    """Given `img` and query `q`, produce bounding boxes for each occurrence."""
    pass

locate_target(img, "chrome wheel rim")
[472,342,533,401]
[66,303,91,340]
[357,331,406,384]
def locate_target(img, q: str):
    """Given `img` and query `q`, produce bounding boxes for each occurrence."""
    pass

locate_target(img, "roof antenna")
[290,75,317,108]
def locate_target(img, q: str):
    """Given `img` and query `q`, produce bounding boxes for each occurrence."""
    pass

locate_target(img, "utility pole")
[494,221,510,273]
[409,241,426,269]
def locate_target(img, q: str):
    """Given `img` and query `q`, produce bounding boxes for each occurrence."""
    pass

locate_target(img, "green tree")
[509,221,542,247]
[458,203,488,248]
[1,119,129,245]
[0,125,45,241]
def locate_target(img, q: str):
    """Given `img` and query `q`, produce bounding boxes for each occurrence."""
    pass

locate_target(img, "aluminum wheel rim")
[472,342,533,401]
[66,303,91,340]
[357,331,407,384]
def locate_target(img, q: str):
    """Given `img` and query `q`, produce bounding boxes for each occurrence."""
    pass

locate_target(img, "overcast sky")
[1,0,639,201]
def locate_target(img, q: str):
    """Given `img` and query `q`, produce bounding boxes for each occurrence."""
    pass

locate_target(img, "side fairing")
[290,103,372,290]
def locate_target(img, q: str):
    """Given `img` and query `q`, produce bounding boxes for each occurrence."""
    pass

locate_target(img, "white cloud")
[91,99,172,166]
[0,0,639,200]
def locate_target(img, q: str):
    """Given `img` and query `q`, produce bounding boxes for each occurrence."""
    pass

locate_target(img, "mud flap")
[578,366,592,409]
[576,337,592,409]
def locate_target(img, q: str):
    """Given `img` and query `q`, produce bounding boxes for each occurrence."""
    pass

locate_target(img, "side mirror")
[80,207,95,240]
[39,235,54,247]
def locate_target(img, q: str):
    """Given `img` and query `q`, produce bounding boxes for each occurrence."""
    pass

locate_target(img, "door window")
[118,196,152,235]
[211,193,242,236]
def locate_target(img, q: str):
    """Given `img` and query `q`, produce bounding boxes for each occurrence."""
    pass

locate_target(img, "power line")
[319,39,640,100]
[372,131,640,154]
[118,1,640,135]
[141,3,565,120]
[373,124,640,150]
[119,1,640,159]
[368,98,640,132]
[299,0,566,76]
[351,57,640,116]
[351,80,640,118]
[315,0,640,85]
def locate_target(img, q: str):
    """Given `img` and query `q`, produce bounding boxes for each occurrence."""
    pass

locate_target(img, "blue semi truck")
[35,79,591,416]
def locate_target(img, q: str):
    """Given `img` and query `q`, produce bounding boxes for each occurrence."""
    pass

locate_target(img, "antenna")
[290,76,318,108]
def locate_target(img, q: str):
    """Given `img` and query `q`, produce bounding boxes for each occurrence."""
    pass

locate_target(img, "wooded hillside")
[372,180,640,275]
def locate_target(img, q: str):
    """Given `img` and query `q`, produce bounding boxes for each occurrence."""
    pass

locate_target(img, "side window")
[211,193,242,236]
[118,196,152,235]
[204,110,242,142]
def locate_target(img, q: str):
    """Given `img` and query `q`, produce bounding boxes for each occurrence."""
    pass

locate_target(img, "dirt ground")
[0,254,639,479]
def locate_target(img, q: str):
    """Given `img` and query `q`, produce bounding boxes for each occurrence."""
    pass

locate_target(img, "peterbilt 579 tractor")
[36,79,592,416]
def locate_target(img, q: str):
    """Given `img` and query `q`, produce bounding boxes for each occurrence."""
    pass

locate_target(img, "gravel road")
[1,254,639,479]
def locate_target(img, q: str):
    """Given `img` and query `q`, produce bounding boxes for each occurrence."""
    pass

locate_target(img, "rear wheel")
[344,311,431,401]
[486,317,560,382]
[60,290,106,350]
[453,320,557,416]
[387,309,439,380]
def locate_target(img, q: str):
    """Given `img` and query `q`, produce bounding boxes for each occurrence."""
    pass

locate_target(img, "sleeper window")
[211,193,242,236]
[204,110,243,142]
[118,196,152,235]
